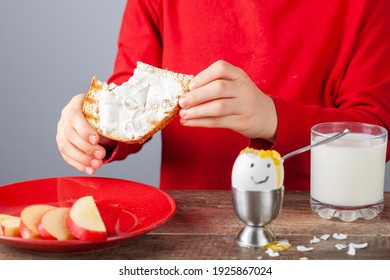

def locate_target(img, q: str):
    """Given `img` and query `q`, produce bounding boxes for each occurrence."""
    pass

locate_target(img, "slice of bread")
[82,62,193,144]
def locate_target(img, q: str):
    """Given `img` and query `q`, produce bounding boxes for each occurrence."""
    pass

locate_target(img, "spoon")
[282,128,350,161]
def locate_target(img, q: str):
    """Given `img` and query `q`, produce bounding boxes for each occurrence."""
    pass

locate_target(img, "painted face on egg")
[231,148,284,191]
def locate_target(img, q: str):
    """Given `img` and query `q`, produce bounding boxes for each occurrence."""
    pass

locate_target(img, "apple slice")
[20,204,56,239]
[67,196,107,241]
[1,216,21,237]
[0,214,18,235]
[37,207,74,240]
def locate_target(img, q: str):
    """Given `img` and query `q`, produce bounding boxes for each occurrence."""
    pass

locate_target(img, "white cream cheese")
[98,67,184,140]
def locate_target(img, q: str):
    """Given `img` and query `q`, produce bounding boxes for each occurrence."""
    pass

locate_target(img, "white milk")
[311,133,386,207]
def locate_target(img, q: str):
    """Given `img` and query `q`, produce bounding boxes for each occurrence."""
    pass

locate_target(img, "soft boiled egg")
[231,148,284,191]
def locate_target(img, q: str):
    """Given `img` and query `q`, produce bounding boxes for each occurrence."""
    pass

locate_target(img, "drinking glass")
[310,122,388,222]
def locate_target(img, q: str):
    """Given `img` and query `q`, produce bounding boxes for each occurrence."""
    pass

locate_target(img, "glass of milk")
[310,122,387,222]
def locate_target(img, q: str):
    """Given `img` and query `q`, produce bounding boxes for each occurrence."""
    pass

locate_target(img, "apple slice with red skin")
[20,204,56,239]
[37,207,74,240]
[67,196,107,241]
[1,216,21,237]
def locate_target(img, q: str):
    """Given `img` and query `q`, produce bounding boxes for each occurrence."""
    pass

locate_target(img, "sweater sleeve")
[254,0,390,162]
[108,0,162,85]
[104,0,162,163]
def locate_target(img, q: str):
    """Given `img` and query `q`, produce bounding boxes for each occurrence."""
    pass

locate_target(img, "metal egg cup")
[232,187,284,248]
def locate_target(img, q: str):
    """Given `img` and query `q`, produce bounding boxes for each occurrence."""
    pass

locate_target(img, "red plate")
[0,177,176,253]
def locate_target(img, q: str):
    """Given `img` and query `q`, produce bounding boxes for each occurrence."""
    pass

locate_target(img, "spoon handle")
[282,128,350,161]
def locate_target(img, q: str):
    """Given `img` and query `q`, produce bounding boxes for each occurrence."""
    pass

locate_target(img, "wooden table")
[1,191,389,260]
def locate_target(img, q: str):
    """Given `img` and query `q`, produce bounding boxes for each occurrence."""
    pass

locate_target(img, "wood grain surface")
[1,191,389,260]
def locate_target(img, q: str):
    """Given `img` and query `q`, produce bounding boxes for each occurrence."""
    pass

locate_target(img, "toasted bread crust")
[82,63,192,144]
[82,76,104,140]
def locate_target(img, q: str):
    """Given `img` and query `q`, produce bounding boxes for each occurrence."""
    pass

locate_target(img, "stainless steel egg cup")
[232,187,284,248]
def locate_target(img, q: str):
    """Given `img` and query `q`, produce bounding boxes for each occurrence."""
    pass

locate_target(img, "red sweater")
[105,0,390,191]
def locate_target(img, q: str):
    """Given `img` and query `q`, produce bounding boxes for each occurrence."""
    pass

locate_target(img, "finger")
[64,123,103,158]
[57,122,104,167]
[58,136,96,168]
[58,97,105,159]
[179,97,237,120]
[189,60,241,90]
[61,144,103,172]
[180,79,236,109]
[67,94,100,145]
[61,154,97,175]
[180,114,256,139]
[71,114,100,145]
[180,114,239,130]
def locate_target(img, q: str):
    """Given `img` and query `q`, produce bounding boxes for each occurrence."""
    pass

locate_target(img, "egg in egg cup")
[231,148,284,247]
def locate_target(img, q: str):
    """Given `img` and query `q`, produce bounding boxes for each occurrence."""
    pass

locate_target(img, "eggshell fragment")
[320,234,330,240]
[347,246,356,256]
[349,242,368,249]
[335,243,348,250]
[265,248,280,257]
[332,233,348,240]
[297,245,314,252]
[310,236,321,244]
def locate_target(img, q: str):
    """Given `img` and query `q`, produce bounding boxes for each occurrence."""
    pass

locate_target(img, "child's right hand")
[56,93,109,175]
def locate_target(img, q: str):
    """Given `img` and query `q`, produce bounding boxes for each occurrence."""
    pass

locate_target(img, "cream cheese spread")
[98,67,184,140]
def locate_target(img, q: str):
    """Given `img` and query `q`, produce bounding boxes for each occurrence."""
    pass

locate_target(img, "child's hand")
[179,60,277,142]
[56,93,109,174]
